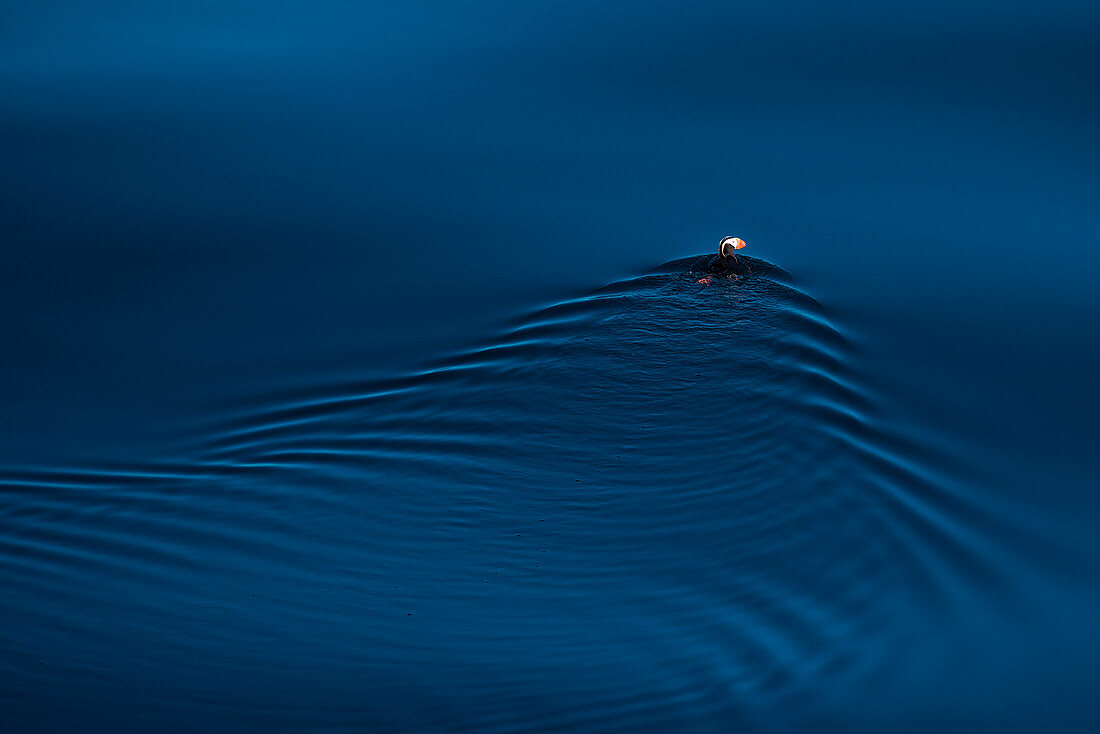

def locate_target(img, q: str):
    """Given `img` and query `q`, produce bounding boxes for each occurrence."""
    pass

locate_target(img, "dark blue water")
[3,2,1100,731]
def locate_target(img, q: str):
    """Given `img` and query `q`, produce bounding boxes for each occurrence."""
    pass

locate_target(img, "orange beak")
[730,237,747,250]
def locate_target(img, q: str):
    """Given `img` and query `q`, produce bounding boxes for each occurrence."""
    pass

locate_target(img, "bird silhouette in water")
[695,236,747,284]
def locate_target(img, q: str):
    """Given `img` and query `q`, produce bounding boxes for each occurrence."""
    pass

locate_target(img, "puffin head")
[719,236,747,258]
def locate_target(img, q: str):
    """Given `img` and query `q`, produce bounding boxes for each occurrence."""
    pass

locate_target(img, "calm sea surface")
[2,2,1099,731]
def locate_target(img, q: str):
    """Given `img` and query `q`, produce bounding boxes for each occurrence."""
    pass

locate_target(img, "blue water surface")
[2,1,1099,731]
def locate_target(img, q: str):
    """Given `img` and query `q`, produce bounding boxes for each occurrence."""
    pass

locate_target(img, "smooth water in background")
[2,2,1099,731]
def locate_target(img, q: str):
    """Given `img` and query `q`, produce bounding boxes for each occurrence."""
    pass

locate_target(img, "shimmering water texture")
[0,256,1023,732]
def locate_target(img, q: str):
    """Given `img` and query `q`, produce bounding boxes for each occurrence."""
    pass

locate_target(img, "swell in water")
[0,256,1020,732]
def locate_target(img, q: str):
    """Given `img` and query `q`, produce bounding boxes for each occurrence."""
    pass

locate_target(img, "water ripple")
[0,255,1021,732]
